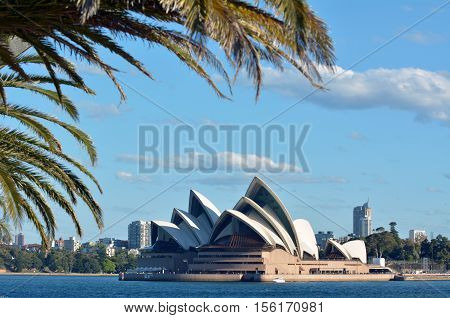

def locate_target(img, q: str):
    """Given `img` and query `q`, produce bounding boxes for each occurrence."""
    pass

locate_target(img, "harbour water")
[0,275,449,298]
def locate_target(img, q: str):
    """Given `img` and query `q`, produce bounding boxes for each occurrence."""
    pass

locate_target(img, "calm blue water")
[0,275,449,298]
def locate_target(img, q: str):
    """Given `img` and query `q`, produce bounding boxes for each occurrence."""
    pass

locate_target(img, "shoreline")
[394,274,450,281]
[0,272,118,277]
[120,273,450,282]
[2,272,449,281]
[121,273,396,282]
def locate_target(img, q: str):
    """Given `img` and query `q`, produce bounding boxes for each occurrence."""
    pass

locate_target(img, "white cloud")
[426,187,443,193]
[115,171,151,183]
[274,174,349,184]
[190,172,348,188]
[75,62,104,75]
[401,5,414,12]
[214,152,301,172]
[116,154,145,163]
[117,151,302,173]
[349,132,367,141]
[261,66,450,125]
[404,31,446,45]
[79,101,125,118]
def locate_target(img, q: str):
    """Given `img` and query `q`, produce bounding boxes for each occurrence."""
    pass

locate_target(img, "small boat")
[273,277,285,283]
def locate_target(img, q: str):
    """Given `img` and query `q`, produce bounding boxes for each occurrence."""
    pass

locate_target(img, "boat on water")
[273,277,286,283]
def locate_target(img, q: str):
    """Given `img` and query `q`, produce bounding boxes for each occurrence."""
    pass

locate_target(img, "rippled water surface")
[0,275,449,298]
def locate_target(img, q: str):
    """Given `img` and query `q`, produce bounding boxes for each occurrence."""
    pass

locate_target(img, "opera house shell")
[325,239,367,264]
[149,190,220,252]
[139,177,371,276]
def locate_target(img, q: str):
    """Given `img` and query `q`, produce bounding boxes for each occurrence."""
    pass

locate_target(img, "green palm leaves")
[0,55,102,249]
[0,1,334,249]
[0,0,334,100]
[0,216,12,243]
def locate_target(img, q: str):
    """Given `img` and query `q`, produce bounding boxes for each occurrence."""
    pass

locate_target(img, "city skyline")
[10,205,441,247]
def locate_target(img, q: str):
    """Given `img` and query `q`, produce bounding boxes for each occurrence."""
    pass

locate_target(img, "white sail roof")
[151,220,198,250]
[325,239,367,263]
[245,177,301,256]
[326,239,352,260]
[293,219,319,260]
[189,190,221,229]
[343,240,367,264]
[171,208,209,245]
[145,177,367,263]
[234,197,294,254]
[209,210,274,246]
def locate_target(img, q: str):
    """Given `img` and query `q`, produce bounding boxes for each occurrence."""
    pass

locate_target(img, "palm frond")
[0,104,97,163]
[0,128,103,246]
[1,0,335,99]
[0,216,12,243]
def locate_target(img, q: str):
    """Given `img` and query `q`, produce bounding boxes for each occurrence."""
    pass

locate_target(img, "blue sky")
[11,0,450,242]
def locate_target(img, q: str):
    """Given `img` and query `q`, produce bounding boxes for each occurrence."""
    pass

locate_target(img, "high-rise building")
[51,237,65,250]
[409,229,427,243]
[128,221,151,249]
[114,239,129,249]
[14,233,25,247]
[353,200,372,238]
[64,236,81,252]
[315,231,334,250]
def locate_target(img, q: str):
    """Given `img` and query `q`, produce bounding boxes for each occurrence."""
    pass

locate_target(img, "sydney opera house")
[138,177,377,277]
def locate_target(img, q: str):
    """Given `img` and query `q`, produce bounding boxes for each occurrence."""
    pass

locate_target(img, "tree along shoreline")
[363,223,448,269]
[0,272,117,276]
[0,244,136,274]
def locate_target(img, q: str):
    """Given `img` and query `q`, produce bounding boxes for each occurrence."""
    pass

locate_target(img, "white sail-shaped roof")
[245,177,301,256]
[325,239,367,263]
[293,219,319,260]
[150,190,221,251]
[343,240,367,264]
[234,197,294,254]
[151,221,198,250]
[189,190,221,229]
[209,210,275,246]
[146,177,367,263]
[325,240,352,260]
[238,211,286,249]
[171,208,209,245]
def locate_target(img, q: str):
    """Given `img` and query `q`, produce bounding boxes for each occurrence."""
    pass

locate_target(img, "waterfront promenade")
[122,273,395,282]
[394,274,450,281]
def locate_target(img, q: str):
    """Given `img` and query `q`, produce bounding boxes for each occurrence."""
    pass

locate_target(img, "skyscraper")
[353,200,372,238]
[14,233,25,247]
[128,221,151,249]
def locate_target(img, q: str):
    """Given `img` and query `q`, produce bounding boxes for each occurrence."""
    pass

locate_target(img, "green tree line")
[0,245,136,274]
[364,222,449,268]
